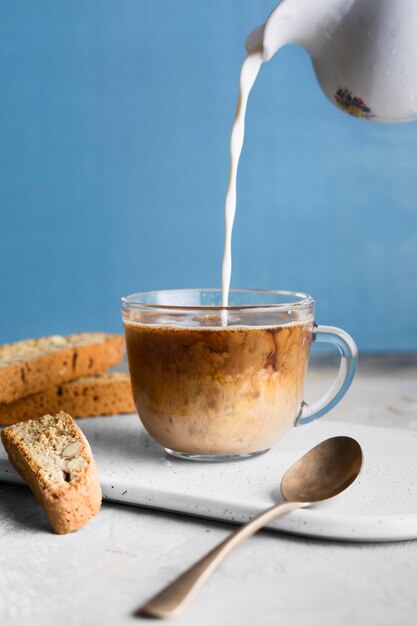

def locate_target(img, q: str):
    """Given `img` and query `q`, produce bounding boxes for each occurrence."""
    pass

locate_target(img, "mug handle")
[297,324,358,426]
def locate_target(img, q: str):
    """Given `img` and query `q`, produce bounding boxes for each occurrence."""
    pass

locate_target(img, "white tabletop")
[1,355,417,626]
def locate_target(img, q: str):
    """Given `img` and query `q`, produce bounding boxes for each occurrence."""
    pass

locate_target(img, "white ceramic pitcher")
[246,0,417,122]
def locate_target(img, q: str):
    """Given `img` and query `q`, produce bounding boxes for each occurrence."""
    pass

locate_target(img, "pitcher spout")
[246,0,355,59]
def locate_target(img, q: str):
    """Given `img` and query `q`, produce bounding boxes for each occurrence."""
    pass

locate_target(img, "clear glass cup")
[121,289,357,461]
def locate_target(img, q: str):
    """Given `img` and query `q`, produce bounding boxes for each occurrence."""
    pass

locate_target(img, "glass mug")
[122,289,357,461]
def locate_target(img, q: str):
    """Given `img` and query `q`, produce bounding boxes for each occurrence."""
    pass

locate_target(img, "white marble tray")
[1,414,417,542]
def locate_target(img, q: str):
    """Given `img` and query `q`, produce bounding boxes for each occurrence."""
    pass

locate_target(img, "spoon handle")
[139,500,309,619]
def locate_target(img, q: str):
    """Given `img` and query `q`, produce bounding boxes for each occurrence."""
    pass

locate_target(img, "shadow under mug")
[121,289,357,461]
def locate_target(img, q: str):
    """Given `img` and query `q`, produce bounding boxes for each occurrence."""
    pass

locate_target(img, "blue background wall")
[1,0,416,351]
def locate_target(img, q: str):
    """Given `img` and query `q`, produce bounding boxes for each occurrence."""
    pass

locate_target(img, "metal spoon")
[139,436,363,619]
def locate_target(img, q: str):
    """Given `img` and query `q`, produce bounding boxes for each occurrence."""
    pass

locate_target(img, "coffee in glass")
[122,289,357,461]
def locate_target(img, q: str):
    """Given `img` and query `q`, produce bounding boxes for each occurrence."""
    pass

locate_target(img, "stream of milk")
[221,51,263,310]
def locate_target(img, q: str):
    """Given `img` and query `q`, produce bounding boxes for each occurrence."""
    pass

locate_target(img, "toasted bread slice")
[0,333,123,404]
[0,372,135,425]
[1,411,102,534]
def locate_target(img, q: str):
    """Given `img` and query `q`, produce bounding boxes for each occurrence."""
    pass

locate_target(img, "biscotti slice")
[0,332,124,404]
[0,372,135,425]
[1,411,101,534]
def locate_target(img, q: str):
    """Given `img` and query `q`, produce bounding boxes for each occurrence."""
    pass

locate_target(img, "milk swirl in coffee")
[125,319,312,456]
[221,51,263,309]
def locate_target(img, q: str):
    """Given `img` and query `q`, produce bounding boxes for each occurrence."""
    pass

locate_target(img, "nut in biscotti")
[1,411,102,534]
[62,441,83,459]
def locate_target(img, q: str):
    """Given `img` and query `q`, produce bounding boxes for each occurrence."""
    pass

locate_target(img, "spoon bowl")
[281,436,363,503]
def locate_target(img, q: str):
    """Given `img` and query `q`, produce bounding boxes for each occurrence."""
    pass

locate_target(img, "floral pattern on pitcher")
[334,88,374,119]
